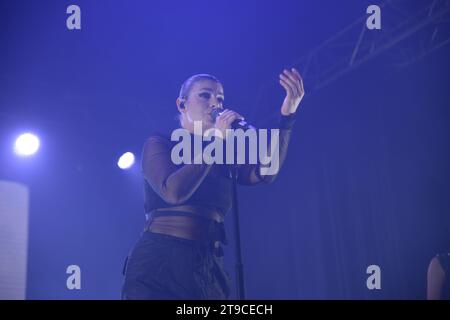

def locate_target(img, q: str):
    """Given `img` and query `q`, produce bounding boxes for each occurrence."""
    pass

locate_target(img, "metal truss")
[254,0,450,124]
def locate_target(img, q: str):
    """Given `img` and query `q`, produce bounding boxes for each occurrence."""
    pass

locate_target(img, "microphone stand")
[213,110,252,300]
[229,163,246,300]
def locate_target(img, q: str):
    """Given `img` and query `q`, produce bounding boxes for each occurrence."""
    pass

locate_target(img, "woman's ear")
[176,98,186,111]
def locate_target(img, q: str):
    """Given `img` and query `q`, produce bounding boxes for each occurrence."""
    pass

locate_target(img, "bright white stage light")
[14,133,40,156]
[118,152,135,169]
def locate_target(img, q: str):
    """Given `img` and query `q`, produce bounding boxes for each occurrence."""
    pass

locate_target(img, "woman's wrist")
[281,109,294,116]
[279,112,297,129]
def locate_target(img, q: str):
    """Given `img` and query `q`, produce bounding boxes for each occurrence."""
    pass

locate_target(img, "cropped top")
[142,113,297,216]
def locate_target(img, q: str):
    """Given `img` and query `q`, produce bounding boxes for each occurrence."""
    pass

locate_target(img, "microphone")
[210,108,256,130]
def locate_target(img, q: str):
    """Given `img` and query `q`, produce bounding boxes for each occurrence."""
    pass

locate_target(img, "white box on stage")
[0,180,29,300]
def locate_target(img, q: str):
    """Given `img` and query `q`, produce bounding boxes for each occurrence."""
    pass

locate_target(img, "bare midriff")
[147,204,224,242]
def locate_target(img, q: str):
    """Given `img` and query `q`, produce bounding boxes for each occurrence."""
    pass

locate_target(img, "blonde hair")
[176,74,222,125]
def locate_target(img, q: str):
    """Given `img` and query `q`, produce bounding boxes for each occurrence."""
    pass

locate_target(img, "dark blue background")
[0,0,449,299]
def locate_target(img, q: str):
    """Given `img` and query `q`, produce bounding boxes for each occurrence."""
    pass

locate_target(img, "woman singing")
[121,68,305,299]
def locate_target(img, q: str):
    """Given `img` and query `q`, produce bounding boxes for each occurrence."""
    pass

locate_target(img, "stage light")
[14,133,40,156]
[118,152,135,169]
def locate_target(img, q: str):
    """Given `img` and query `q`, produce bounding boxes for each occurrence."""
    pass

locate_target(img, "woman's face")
[181,79,224,130]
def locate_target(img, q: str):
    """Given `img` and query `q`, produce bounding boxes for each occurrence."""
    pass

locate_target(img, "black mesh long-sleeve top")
[143,113,297,217]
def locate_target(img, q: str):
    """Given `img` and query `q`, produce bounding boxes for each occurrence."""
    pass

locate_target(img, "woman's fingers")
[282,71,300,95]
[280,73,299,96]
[282,69,302,96]
[291,68,305,94]
[216,109,243,127]
[218,109,230,118]
[222,112,241,124]
[217,109,232,122]
[279,78,293,96]
[291,68,303,84]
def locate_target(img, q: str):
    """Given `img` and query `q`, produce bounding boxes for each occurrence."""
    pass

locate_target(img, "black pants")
[121,231,231,300]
